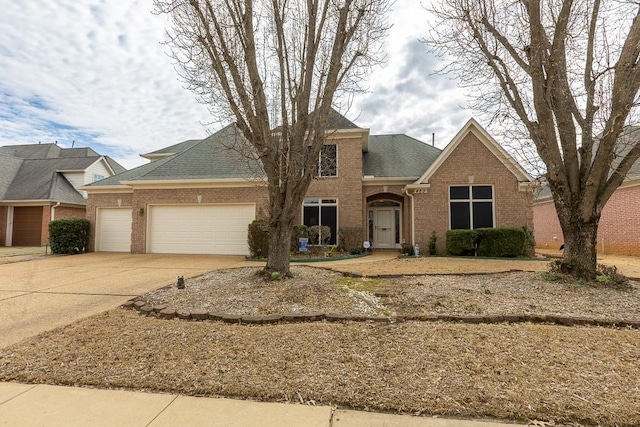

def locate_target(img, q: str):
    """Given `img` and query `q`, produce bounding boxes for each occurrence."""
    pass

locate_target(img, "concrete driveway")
[0,252,249,348]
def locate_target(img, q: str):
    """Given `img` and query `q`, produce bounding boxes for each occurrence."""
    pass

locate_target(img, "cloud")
[0,0,212,168]
[0,0,476,168]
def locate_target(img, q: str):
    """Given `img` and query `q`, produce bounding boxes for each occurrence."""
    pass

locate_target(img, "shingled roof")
[363,134,442,178]
[88,124,262,187]
[0,143,126,204]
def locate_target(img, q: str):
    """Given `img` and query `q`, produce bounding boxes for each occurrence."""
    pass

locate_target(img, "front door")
[374,209,394,248]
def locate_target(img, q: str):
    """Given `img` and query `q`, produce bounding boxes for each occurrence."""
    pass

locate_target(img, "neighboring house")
[0,143,126,247]
[533,126,640,256]
[83,111,534,255]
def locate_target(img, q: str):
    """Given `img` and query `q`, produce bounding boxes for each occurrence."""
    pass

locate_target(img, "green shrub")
[309,225,331,245]
[428,231,437,255]
[338,226,363,253]
[476,227,526,257]
[291,224,309,252]
[248,219,269,258]
[49,218,89,255]
[446,229,478,256]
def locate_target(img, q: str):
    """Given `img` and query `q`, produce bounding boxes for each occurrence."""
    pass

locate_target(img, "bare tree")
[427,0,640,280]
[154,0,391,276]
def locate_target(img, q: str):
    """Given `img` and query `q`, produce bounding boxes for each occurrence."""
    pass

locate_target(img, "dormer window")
[93,173,105,182]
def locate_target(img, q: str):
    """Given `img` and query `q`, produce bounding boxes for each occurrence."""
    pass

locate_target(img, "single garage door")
[96,208,132,252]
[148,204,255,255]
[12,206,43,246]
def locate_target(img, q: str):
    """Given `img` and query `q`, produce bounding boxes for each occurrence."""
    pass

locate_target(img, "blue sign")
[298,237,309,252]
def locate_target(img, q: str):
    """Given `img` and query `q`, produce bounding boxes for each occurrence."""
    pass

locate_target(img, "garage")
[147,204,255,255]
[12,206,43,246]
[96,208,132,252]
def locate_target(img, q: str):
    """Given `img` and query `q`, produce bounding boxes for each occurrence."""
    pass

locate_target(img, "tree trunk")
[264,220,293,277]
[559,216,599,281]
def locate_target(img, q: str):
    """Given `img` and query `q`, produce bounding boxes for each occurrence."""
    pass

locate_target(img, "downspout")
[407,190,415,246]
[51,202,61,221]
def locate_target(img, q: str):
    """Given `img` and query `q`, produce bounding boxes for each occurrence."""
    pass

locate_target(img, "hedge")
[446,227,527,257]
[248,219,269,258]
[48,218,90,255]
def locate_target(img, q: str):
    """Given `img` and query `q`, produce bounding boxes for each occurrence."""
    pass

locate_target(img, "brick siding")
[533,183,640,256]
[413,132,533,254]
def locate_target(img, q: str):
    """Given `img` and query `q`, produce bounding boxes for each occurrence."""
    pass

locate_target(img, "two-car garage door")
[147,204,255,255]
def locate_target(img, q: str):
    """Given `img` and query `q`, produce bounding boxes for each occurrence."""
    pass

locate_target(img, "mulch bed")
[1,266,639,426]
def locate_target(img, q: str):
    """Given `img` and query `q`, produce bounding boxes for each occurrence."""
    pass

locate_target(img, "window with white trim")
[449,185,494,229]
[93,173,105,182]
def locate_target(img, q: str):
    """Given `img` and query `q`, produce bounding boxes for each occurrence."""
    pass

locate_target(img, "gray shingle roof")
[143,139,202,157]
[88,124,263,186]
[0,142,126,204]
[2,158,97,202]
[363,134,442,178]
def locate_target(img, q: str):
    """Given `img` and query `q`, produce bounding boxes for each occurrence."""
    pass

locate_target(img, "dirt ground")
[1,260,639,427]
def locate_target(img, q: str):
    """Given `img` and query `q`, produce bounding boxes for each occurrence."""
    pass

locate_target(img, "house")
[533,126,640,256]
[83,111,534,255]
[0,143,126,246]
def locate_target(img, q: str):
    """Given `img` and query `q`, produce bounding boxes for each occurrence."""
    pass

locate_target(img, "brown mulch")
[1,266,639,427]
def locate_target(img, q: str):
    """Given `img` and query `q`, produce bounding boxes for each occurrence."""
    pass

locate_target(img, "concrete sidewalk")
[0,383,523,427]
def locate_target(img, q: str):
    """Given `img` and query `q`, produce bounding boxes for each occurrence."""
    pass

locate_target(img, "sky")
[0,0,471,169]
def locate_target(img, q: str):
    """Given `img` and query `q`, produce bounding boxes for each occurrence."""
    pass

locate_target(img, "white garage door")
[96,208,132,252]
[147,204,255,255]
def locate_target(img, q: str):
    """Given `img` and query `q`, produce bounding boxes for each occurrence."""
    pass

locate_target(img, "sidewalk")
[0,383,523,427]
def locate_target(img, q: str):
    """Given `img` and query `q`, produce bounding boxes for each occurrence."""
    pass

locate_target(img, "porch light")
[177,276,185,289]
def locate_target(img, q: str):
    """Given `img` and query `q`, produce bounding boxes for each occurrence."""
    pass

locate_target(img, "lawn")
[1,265,638,426]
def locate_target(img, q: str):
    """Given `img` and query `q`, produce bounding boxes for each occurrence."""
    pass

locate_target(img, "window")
[303,198,337,245]
[307,145,337,177]
[449,185,494,229]
[93,173,105,182]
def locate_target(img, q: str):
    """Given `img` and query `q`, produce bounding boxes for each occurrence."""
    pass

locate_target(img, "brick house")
[533,126,640,256]
[0,143,125,246]
[84,112,534,255]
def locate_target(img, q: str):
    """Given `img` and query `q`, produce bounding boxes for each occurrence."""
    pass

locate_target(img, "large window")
[449,185,494,229]
[303,198,337,245]
[308,144,337,177]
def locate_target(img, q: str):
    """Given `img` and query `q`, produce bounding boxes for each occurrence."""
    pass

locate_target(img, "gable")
[414,119,533,187]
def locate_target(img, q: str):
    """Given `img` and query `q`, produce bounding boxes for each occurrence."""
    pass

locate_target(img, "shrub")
[291,224,309,252]
[446,230,478,256]
[428,231,437,255]
[338,226,363,253]
[49,218,89,255]
[476,227,526,257]
[309,225,331,245]
[248,219,269,258]
[400,243,414,256]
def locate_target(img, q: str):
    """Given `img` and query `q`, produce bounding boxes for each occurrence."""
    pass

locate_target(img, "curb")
[120,300,640,329]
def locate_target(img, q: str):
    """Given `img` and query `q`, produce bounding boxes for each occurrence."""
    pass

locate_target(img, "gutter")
[51,202,61,221]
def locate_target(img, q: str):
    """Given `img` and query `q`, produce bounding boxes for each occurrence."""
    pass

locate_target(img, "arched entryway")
[367,196,403,249]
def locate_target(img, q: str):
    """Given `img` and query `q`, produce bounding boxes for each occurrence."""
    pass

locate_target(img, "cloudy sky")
[0,0,470,169]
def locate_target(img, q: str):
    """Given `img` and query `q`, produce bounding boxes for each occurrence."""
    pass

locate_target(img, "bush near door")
[49,218,90,255]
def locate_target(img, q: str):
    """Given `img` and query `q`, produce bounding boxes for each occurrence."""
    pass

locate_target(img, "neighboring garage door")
[96,208,132,252]
[12,206,43,246]
[148,204,255,255]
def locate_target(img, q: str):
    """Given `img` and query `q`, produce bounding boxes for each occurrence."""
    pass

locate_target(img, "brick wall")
[533,183,640,256]
[306,136,363,232]
[414,132,533,254]
[131,187,269,253]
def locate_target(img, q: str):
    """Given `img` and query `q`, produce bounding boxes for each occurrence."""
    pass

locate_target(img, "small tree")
[155,0,391,276]
[427,0,640,280]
